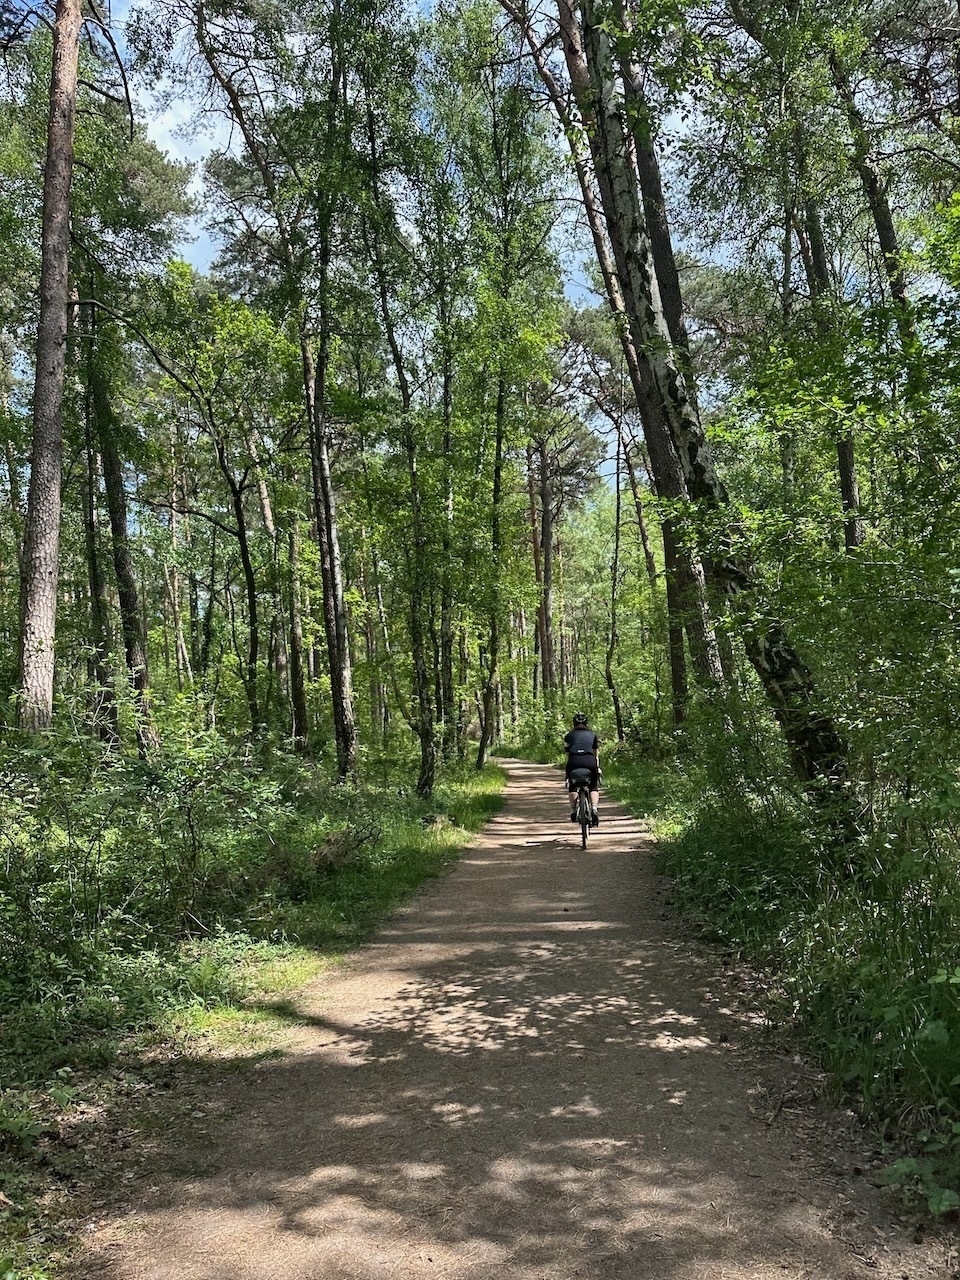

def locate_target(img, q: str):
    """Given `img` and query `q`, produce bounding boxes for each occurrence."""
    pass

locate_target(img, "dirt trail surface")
[78,760,954,1280]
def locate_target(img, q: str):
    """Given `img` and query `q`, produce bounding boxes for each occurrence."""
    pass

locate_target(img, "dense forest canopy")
[6,0,960,1226]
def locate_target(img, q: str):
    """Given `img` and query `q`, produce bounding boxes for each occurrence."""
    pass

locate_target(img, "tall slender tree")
[17,0,82,728]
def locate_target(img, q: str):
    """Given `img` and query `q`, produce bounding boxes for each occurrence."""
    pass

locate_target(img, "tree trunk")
[661,522,689,727]
[164,562,191,691]
[829,57,913,328]
[516,0,723,686]
[199,530,217,680]
[526,442,550,704]
[622,439,659,591]
[439,311,457,759]
[476,375,506,771]
[307,334,357,775]
[218,450,259,733]
[621,433,687,722]
[363,181,437,798]
[83,424,118,743]
[507,618,520,727]
[90,327,156,753]
[17,0,83,730]
[288,514,309,749]
[247,424,287,704]
[166,462,193,690]
[538,437,558,699]
[403,409,438,796]
[605,442,625,741]
[569,0,851,803]
[801,200,866,551]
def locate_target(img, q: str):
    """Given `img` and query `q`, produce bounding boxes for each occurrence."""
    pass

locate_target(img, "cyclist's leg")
[589,765,600,824]
[567,771,577,820]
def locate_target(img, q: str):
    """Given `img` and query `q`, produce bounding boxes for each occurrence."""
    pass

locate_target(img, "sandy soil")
[72,759,957,1279]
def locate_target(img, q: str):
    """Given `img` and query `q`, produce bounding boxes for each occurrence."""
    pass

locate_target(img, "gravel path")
[78,759,954,1280]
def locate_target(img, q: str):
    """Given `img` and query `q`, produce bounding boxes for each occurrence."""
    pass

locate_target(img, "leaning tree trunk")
[18,0,83,730]
[507,0,723,687]
[570,0,851,805]
[828,56,915,343]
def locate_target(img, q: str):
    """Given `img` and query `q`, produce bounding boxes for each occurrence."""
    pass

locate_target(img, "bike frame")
[570,769,593,848]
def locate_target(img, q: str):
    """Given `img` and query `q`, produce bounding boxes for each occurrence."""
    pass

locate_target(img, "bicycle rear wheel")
[578,787,589,848]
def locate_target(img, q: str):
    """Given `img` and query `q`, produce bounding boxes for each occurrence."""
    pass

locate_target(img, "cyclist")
[564,712,600,827]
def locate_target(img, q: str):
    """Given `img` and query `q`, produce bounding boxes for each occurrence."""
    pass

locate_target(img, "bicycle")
[569,766,593,849]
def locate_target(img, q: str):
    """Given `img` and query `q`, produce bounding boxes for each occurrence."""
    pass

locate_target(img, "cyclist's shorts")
[567,761,599,789]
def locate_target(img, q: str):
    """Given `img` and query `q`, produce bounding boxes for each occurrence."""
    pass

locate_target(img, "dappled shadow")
[79,760,863,1280]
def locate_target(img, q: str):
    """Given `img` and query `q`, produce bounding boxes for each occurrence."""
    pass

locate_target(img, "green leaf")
[919,1020,951,1046]
[927,1186,960,1215]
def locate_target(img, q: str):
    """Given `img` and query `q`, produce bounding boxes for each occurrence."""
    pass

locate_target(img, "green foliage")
[0,726,504,1086]
[0,715,504,1277]
[607,730,960,1211]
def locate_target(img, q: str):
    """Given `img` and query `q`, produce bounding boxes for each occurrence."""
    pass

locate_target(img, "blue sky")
[114,0,222,269]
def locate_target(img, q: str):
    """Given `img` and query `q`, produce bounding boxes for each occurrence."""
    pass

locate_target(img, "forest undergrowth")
[0,723,505,1278]
[605,729,960,1219]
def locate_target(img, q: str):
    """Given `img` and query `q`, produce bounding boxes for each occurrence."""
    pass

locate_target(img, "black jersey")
[564,728,599,759]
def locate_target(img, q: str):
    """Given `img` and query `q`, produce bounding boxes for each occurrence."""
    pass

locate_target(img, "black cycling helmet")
[572,712,588,728]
